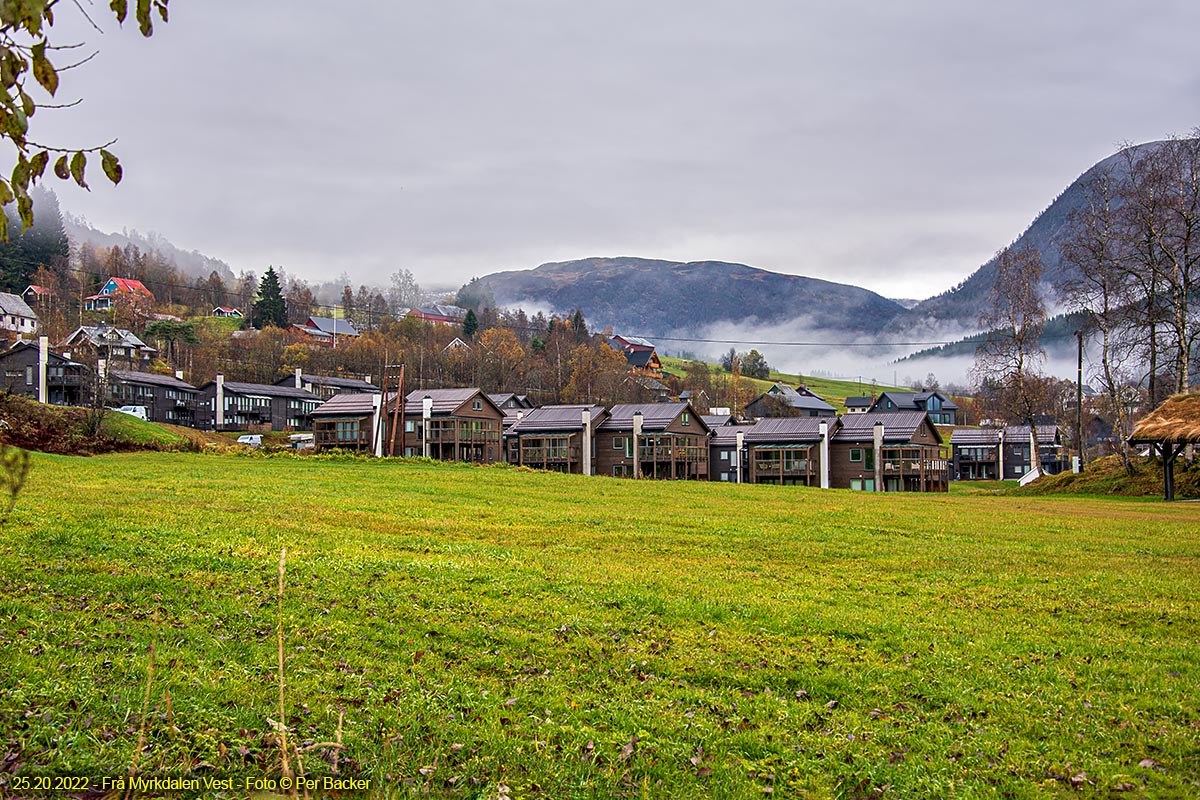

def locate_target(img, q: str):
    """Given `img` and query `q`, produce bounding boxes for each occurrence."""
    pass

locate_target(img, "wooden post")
[388,365,404,457]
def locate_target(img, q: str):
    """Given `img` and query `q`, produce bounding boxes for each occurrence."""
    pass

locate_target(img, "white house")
[0,292,39,336]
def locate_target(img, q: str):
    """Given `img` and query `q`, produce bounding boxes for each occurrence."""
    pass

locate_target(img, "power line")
[634,334,959,348]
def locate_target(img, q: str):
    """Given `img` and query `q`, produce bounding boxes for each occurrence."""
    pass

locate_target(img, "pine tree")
[462,309,479,340]
[252,266,288,329]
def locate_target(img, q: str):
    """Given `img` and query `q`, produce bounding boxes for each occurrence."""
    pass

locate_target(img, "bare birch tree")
[973,243,1048,440]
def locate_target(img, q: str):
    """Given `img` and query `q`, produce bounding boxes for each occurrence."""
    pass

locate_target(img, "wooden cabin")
[596,402,710,480]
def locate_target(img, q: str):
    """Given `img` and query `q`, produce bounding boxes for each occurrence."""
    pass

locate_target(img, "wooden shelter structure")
[1129,393,1200,501]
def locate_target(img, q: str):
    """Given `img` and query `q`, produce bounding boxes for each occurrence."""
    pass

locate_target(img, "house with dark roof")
[950,425,1068,481]
[488,393,535,411]
[0,341,83,405]
[84,277,154,312]
[608,335,664,379]
[60,324,156,369]
[596,402,711,480]
[397,388,504,463]
[709,417,840,486]
[869,390,958,425]
[289,316,359,346]
[107,370,199,426]
[628,374,673,403]
[0,292,38,336]
[23,284,52,309]
[709,425,746,483]
[507,404,609,473]
[311,391,392,453]
[744,383,836,419]
[844,396,872,414]
[196,378,321,431]
[744,417,837,486]
[830,411,948,492]
[275,370,379,401]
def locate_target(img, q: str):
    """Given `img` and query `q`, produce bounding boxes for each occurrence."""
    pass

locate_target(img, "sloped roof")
[834,411,941,444]
[1003,424,1061,442]
[97,277,152,297]
[950,428,1000,446]
[625,349,660,368]
[311,391,395,417]
[202,381,321,401]
[511,404,607,434]
[599,402,709,433]
[411,305,467,321]
[109,369,196,391]
[0,292,37,319]
[916,390,958,410]
[845,395,873,408]
[402,387,497,416]
[1129,393,1200,443]
[63,325,155,352]
[875,390,958,412]
[306,317,359,336]
[744,416,833,443]
[711,424,751,446]
[612,335,655,349]
[1,341,80,366]
[950,425,1059,446]
[488,392,533,409]
[278,373,378,391]
[501,409,524,432]
[702,413,732,428]
[749,383,836,414]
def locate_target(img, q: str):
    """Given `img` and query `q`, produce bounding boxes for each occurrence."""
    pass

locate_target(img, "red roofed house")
[407,305,468,326]
[85,277,155,312]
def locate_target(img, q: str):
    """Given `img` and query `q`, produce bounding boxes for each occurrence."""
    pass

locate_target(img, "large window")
[336,420,359,442]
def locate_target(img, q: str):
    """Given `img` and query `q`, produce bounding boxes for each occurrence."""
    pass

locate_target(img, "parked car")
[113,406,149,421]
[236,434,262,447]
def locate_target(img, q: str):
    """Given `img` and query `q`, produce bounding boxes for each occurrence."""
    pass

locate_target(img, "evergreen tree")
[0,187,69,291]
[252,266,288,329]
[462,309,479,340]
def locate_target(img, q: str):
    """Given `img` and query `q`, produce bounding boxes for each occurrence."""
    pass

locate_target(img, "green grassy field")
[2,453,1198,798]
[659,357,901,412]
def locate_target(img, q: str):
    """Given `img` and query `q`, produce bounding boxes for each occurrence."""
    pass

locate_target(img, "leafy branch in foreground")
[0,0,169,238]
[0,441,30,526]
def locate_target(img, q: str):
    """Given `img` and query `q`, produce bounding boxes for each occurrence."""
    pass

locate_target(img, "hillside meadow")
[1,453,1198,798]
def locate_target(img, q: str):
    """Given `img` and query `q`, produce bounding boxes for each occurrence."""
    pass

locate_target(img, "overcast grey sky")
[35,1,1200,299]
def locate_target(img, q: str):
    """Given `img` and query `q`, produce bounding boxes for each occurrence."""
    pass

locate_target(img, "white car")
[237,434,263,447]
[114,406,149,421]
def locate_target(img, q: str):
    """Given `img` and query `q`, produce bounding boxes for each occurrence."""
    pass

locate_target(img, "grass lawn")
[659,357,904,412]
[2,453,1198,797]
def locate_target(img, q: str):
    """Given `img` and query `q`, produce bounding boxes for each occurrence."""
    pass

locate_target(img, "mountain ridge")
[470,256,908,337]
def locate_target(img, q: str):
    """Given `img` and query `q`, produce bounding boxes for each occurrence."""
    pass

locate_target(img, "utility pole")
[1075,329,1084,472]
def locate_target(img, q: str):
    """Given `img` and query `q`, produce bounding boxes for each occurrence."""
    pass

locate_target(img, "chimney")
[581,408,593,476]
[873,420,884,492]
[37,336,48,404]
[998,428,1006,479]
[818,419,830,489]
[294,367,302,390]
[216,373,225,430]
[372,392,384,458]
[175,370,184,381]
[735,429,745,484]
